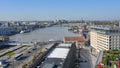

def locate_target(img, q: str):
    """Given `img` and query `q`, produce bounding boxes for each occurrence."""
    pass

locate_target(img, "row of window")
[109,35,120,38]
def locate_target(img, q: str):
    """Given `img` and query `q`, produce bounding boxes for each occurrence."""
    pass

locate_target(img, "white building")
[90,25,120,51]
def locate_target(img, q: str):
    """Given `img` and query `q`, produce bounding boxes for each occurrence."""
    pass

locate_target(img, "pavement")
[79,46,97,68]
[96,50,103,65]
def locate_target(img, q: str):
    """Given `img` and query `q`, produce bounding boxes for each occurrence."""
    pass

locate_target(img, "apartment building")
[90,25,120,51]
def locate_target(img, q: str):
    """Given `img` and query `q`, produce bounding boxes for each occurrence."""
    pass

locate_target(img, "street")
[80,47,97,68]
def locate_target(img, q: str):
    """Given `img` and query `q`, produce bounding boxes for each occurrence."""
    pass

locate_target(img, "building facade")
[64,36,85,47]
[0,36,9,42]
[90,26,120,51]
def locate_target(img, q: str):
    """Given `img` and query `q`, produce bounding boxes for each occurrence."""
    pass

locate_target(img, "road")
[80,47,97,68]
[96,50,103,65]
[8,43,54,68]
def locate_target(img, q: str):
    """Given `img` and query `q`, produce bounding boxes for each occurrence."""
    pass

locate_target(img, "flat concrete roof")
[56,43,71,48]
[38,43,72,68]
[48,48,69,59]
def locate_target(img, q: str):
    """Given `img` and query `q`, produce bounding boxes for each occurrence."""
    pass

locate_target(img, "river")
[10,26,81,43]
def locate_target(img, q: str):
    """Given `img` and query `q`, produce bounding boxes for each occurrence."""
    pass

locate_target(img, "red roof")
[64,36,85,42]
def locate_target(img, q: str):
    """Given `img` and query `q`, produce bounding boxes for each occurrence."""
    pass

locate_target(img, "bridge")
[0,42,34,57]
[0,42,34,46]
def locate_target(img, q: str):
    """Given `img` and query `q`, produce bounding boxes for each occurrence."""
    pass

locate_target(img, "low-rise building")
[63,36,85,47]
[0,36,9,42]
[37,43,76,68]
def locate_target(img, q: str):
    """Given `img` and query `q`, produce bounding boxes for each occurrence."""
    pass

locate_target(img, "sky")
[0,0,120,21]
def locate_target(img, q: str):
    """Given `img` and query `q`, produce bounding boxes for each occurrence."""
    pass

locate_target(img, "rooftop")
[90,25,120,30]
[56,43,71,48]
[64,36,85,42]
[39,43,72,68]
[90,26,120,34]
[48,48,69,59]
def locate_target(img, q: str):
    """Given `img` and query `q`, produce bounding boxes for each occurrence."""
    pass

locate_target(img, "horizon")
[0,0,120,21]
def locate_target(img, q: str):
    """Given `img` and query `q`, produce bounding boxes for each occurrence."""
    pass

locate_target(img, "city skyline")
[0,0,120,21]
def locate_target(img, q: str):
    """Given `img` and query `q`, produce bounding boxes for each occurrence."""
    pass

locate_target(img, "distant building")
[0,36,9,42]
[0,27,17,36]
[64,36,85,47]
[90,25,120,51]
[0,60,9,68]
[37,43,76,68]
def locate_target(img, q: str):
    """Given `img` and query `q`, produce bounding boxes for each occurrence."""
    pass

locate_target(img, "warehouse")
[37,43,76,68]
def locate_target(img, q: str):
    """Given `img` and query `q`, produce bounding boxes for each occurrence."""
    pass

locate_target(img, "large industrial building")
[90,25,120,51]
[36,43,76,68]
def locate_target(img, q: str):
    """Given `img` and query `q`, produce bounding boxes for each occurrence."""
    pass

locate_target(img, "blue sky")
[0,0,120,21]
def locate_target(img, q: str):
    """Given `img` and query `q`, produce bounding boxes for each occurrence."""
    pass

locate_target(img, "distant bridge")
[0,42,34,46]
[0,42,34,57]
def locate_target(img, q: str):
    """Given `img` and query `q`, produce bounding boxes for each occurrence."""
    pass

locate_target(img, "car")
[32,48,36,50]
[28,51,31,53]
[80,60,87,63]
